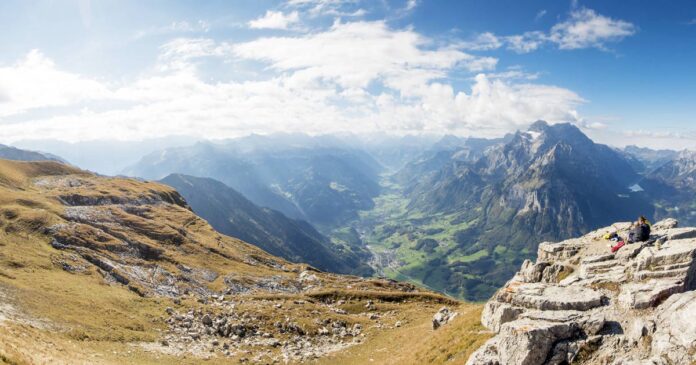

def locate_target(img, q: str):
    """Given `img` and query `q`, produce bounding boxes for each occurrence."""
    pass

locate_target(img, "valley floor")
[333,175,516,301]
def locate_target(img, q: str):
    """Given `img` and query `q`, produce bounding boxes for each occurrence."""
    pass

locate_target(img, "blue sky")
[1,0,695,148]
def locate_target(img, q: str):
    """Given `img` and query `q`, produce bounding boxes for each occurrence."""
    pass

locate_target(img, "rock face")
[467,219,696,365]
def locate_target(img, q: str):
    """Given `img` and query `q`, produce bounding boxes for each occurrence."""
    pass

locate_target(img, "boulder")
[432,306,457,330]
[496,319,578,365]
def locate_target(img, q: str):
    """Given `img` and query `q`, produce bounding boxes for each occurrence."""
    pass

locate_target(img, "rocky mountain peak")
[528,119,550,131]
[468,218,696,365]
[523,121,592,149]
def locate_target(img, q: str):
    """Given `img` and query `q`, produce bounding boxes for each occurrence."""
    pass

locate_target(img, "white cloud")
[233,21,496,92]
[405,0,419,11]
[535,9,547,21]
[134,20,211,39]
[487,67,540,81]
[287,0,359,17]
[588,129,696,150]
[0,21,587,143]
[505,31,546,53]
[473,7,636,54]
[549,8,636,50]
[460,32,502,51]
[0,50,110,117]
[248,10,300,30]
[157,38,230,71]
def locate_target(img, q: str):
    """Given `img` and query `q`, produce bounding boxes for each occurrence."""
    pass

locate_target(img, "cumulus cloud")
[248,10,301,30]
[0,50,110,117]
[505,31,546,53]
[404,0,419,11]
[469,7,636,54]
[286,0,361,17]
[459,32,502,51]
[134,20,211,39]
[155,38,232,72]
[486,66,540,81]
[233,21,497,92]
[549,8,636,50]
[0,21,587,142]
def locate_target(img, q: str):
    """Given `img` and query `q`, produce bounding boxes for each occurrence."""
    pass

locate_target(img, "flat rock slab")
[651,291,696,364]
[656,227,696,241]
[580,259,621,278]
[500,283,604,311]
[538,241,583,261]
[619,279,684,309]
[581,253,615,264]
[637,239,696,270]
[520,310,605,336]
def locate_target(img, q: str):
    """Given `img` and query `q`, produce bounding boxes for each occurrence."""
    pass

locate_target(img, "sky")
[1,0,695,149]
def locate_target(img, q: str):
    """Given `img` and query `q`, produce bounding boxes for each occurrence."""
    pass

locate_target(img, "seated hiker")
[609,216,651,252]
[628,216,651,243]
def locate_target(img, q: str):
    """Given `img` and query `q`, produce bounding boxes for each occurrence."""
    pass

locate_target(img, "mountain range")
[160,173,373,276]
[124,138,383,228]
[361,121,680,299]
[5,123,696,302]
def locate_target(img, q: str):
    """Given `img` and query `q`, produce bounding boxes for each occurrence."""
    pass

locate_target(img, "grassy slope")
[0,160,487,364]
[316,302,489,365]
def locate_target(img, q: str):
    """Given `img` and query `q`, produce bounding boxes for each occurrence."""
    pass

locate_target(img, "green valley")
[334,177,516,301]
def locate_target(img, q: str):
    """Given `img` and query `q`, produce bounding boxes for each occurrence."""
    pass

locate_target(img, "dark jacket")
[631,223,651,242]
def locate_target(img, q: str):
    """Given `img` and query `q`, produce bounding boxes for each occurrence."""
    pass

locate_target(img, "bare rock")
[651,291,696,364]
[467,219,696,365]
[497,283,604,311]
[652,218,678,231]
[481,301,523,332]
[432,307,457,330]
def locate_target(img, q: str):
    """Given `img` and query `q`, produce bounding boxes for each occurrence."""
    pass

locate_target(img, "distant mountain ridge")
[622,144,679,172]
[124,138,383,227]
[369,121,655,300]
[160,173,373,275]
[0,144,65,163]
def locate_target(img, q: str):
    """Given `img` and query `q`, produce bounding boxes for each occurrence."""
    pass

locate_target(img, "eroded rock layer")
[468,218,696,365]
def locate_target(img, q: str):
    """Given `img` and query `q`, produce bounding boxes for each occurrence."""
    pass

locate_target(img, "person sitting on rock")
[628,216,651,243]
[610,216,651,252]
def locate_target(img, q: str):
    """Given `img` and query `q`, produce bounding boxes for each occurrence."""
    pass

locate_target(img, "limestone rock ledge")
[467,218,696,365]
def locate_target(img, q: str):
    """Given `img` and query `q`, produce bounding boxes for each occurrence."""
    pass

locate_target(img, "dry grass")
[556,265,575,283]
[590,281,621,293]
[0,159,488,364]
[315,302,489,365]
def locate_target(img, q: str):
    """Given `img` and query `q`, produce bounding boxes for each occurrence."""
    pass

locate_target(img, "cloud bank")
[1,17,591,142]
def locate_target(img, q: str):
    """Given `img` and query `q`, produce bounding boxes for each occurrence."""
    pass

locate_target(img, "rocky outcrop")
[432,306,457,330]
[468,219,696,365]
